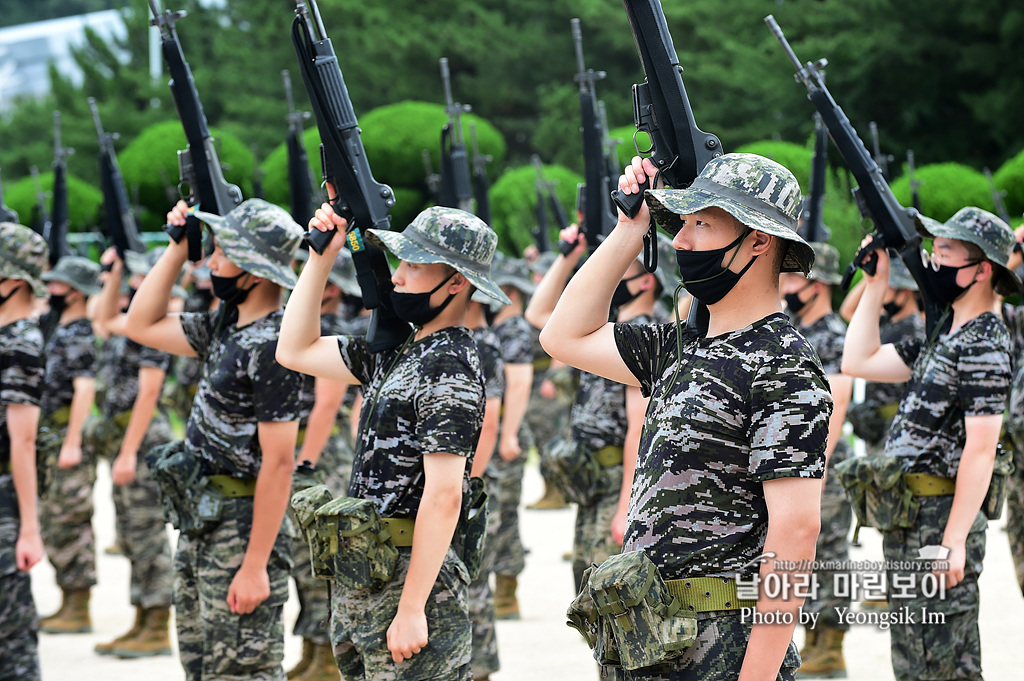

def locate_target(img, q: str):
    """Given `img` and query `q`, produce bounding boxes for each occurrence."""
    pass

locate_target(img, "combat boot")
[297,642,340,681]
[797,625,819,664]
[40,588,92,634]
[95,606,145,656]
[113,607,173,658]
[526,482,569,510]
[797,626,847,678]
[494,575,520,620]
[288,639,315,679]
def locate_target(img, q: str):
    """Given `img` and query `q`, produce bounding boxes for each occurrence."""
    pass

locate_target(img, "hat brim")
[367,229,512,306]
[40,270,101,296]
[493,275,537,296]
[0,262,48,298]
[124,250,153,276]
[327,271,361,298]
[645,188,814,275]
[196,211,298,289]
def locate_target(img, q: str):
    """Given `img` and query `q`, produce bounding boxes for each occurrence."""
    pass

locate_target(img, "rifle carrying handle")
[305,226,335,256]
[610,180,648,220]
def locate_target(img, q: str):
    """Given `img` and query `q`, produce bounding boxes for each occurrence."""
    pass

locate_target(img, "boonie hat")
[42,256,101,296]
[0,222,49,297]
[919,207,1021,296]
[806,242,843,285]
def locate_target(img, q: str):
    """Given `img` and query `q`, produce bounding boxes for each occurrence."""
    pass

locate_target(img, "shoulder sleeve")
[613,322,668,398]
[136,342,173,373]
[893,336,922,368]
[179,311,215,360]
[957,325,1011,417]
[748,349,830,482]
[814,321,846,376]
[497,317,534,365]
[249,338,304,423]
[415,350,484,458]
[335,334,375,386]
[65,323,97,379]
[479,339,505,400]
[0,327,45,408]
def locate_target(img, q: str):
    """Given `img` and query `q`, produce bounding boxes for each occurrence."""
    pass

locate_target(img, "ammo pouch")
[846,401,894,447]
[145,441,226,537]
[291,484,337,579]
[457,476,489,581]
[547,435,612,505]
[836,455,919,531]
[586,550,697,671]
[982,444,1015,521]
[567,564,620,667]
[308,496,399,589]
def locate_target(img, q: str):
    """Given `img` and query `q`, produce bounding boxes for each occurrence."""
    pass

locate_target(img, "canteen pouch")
[458,476,489,581]
[567,564,620,667]
[836,455,919,531]
[982,444,1014,521]
[546,434,601,505]
[588,550,697,670]
[146,441,225,537]
[290,484,336,579]
[313,496,398,589]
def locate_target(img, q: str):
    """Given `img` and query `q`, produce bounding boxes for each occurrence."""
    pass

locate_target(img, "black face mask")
[926,261,979,305]
[675,230,757,305]
[210,272,254,306]
[122,286,138,313]
[48,293,67,315]
[882,300,902,318]
[390,273,456,327]
[611,272,647,309]
[784,282,816,317]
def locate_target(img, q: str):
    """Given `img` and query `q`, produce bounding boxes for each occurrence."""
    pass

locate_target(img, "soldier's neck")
[0,292,35,326]
[235,283,283,328]
[59,300,88,325]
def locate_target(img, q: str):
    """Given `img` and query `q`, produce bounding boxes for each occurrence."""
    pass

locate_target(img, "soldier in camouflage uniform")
[37,255,101,634]
[1000,235,1024,598]
[87,246,177,658]
[844,207,1018,681]
[543,154,832,681]
[0,223,49,681]
[125,198,306,680]
[278,201,510,681]
[780,242,854,678]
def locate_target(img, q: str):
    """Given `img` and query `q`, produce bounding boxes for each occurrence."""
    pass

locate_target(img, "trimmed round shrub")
[489,163,582,256]
[994,147,1024,218]
[5,171,103,233]
[260,126,323,211]
[890,162,991,223]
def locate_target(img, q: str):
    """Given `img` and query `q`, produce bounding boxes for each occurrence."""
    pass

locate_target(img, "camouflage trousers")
[40,427,97,591]
[329,547,472,681]
[1006,442,1024,596]
[469,478,503,679]
[0,475,40,681]
[803,443,852,629]
[882,496,986,681]
[112,423,175,609]
[524,383,573,482]
[484,451,527,578]
[572,463,624,592]
[174,496,293,681]
[623,612,800,681]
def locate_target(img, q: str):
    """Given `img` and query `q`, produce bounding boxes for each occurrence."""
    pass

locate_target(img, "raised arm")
[95,247,128,337]
[523,225,585,330]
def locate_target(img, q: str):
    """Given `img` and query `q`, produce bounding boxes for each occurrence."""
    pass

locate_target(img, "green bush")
[489,163,581,256]
[5,171,103,232]
[119,120,254,231]
[610,126,652,170]
[994,147,1024,218]
[890,162,991,223]
[260,126,323,211]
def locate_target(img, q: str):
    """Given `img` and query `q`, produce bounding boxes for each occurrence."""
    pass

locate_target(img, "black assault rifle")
[532,155,570,254]
[907,149,922,213]
[90,98,146,262]
[282,69,316,227]
[149,0,243,262]
[49,111,73,267]
[291,0,409,352]
[0,169,19,224]
[869,122,894,183]
[438,58,474,213]
[766,15,948,339]
[799,113,831,244]
[470,122,492,225]
[30,167,49,239]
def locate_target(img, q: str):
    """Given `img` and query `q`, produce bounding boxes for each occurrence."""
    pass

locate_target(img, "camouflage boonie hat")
[806,242,842,285]
[41,255,101,296]
[919,207,1022,296]
[367,206,511,306]
[645,153,813,275]
[124,247,165,276]
[0,222,49,297]
[528,250,558,276]
[327,249,361,298]
[888,257,918,292]
[194,199,304,289]
[492,256,537,296]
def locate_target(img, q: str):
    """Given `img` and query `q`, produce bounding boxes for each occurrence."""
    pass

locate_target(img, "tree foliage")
[890,163,992,223]
[5,171,103,232]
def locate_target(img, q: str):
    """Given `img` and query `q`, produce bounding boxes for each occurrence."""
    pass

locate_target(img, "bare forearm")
[944,446,996,545]
[242,453,294,571]
[120,383,162,457]
[500,368,533,437]
[841,280,885,375]
[65,383,95,448]
[97,266,123,329]
[298,404,336,466]
[10,435,39,533]
[470,399,500,477]
[399,486,462,613]
[524,252,579,330]
[126,239,186,332]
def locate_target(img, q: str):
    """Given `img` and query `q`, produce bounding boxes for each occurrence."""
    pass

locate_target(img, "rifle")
[438,57,474,213]
[422,150,441,205]
[598,99,623,206]
[868,121,894,182]
[906,149,922,213]
[984,167,1011,225]
[251,145,265,200]
[469,122,492,224]
[149,0,243,263]
[291,0,409,352]
[799,113,830,244]
[49,111,73,267]
[282,69,316,227]
[766,15,948,339]
[531,155,570,253]
[0,168,19,224]
[90,98,146,265]
[30,167,50,238]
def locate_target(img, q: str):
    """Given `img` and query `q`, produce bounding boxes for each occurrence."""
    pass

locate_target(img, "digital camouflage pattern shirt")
[468,326,505,401]
[493,315,533,366]
[0,319,45,466]
[614,313,830,580]
[100,334,173,416]
[337,326,484,519]
[41,317,96,415]
[864,313,926,411]
[181,309,305,478]
[887,311,1011,478]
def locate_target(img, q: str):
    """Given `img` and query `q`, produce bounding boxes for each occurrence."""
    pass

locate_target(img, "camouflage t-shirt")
[863,313,926,411]
[1,319,45,465]
[494,315,533,366]
[296,312,354,422]
[614,313,831,580]
[100,334,173,416]
[336,326,484,519]
[799,312,846,375]
[468,326,505,401]
[180,309,306,478]
[42,317,96,415]
[1000,303,1024,374]
[886,311,1011,478]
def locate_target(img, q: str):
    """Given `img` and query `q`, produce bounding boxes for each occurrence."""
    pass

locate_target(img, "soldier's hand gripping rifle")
[765,15,948,338]
[438,58,474,213]
[800,113,831,244]
[291,0,409,352]
[282,69,316,227]
[149,0,243,263]
[0,169,19,224]
[90,98,146,265]
[469,122,492,225]
[49,111,73,267]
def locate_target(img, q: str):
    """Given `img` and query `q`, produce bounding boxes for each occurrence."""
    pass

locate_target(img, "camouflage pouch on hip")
[546,434,601,505]
[457,476,489,581]
[846,401,888,447]
[145,441,225,537]
[567,564,620,667]
[982,444,1015,520]
[588,550,698,671]
[290,483,336,579]
[312,496,398,589]
[836,455,919,531]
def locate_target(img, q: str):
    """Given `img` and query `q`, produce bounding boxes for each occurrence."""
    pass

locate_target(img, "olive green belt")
[904,473,956,497]
[878,402,900,421]
[381,517,415,548]
[533,356,552,373]
[112,408,160,429]
[594,445,624,468]
[665,577,757,613]
[295,424,342,447]
[47,406,71,428]
[208,475,257,498]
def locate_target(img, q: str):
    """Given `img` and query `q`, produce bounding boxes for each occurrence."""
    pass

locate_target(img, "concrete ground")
[34,459,1024,680]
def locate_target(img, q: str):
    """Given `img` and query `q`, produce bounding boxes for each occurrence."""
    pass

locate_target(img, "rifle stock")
[470,122,492,224]
[800,113,830,244]
[89,97,146,262]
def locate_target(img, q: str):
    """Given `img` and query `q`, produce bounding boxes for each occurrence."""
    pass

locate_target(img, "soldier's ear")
[450,271,469,293]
